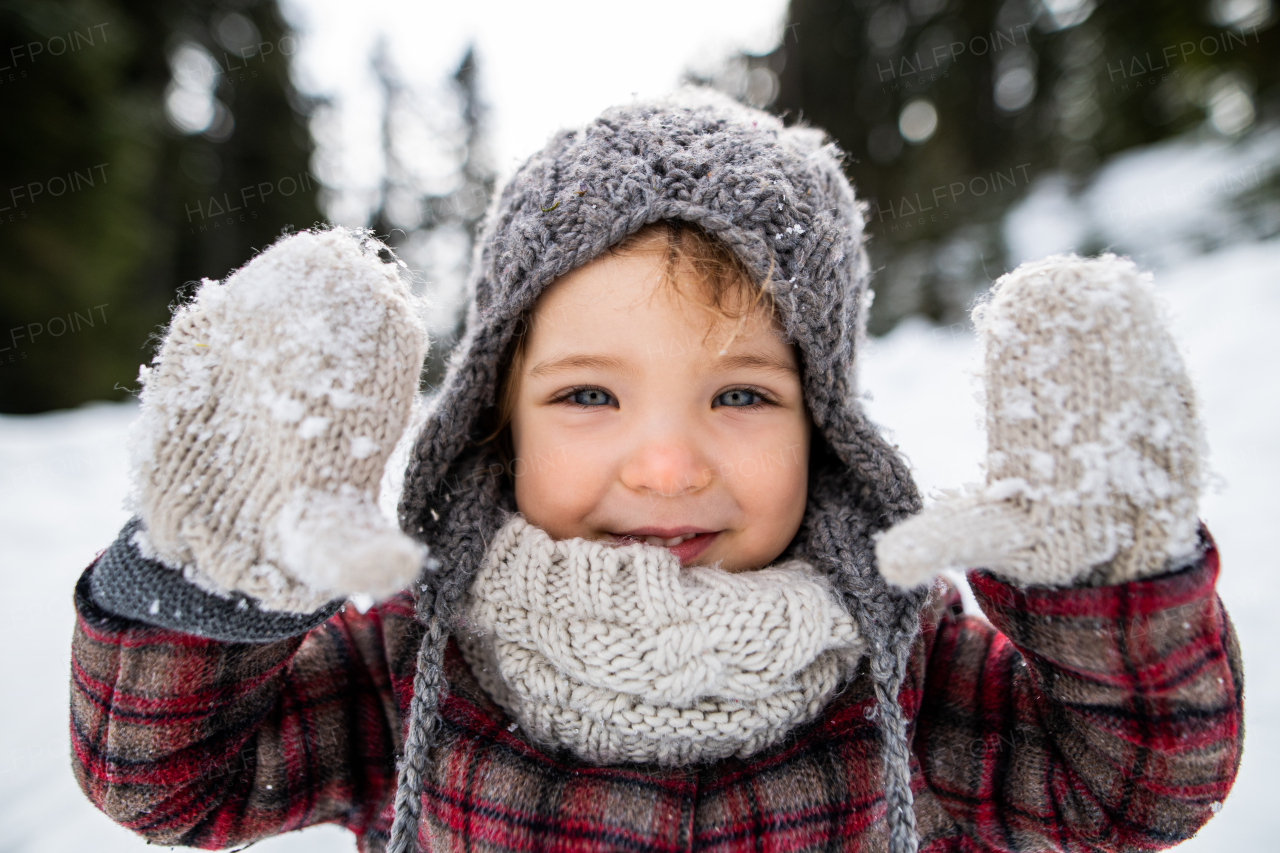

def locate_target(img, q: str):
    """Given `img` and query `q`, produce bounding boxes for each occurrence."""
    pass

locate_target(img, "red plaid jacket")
[70,536,1243,853]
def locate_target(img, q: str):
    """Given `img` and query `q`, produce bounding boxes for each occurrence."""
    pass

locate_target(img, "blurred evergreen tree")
[730,0,1280,333]
[368,43,495,388]
[0,0,323,413]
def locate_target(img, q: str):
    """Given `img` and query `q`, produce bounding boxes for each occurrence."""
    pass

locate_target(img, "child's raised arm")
[69,226,433,846]
[70,541,417,847]
[877,255,1243,849]
[914,536,1241,850]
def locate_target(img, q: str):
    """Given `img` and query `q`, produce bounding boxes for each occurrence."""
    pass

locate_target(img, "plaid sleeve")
[915,531,1244,852]
[70,560,411,848]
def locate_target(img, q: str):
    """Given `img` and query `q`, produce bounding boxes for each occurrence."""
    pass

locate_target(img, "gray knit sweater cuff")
[87,517,344,643]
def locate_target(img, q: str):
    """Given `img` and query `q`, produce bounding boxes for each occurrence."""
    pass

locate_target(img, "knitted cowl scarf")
[457,515,869,767]
[392,88,930,853]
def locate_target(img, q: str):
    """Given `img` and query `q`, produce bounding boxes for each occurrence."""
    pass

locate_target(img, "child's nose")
[619,438,712,498]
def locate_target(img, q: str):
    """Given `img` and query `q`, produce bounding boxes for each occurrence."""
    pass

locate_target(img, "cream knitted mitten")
[876,254,1203,589]
[129,227,430,612]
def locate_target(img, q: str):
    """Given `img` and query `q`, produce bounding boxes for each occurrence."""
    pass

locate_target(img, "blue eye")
[715,388,765,408]
[566,387,615,407]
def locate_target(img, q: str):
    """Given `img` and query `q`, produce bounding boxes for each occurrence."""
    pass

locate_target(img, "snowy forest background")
[1,0,1277,850]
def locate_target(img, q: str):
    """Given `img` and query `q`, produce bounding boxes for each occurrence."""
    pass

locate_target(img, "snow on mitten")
[875,254,1203,589]
[129,227,430,612]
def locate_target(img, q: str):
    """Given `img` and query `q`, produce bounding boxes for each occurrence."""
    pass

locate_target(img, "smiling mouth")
[608,530,721,564]
[616,532,703,547]
[609,527,711,548]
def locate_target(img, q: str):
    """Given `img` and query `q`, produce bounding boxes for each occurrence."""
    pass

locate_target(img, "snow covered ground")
[2,170,1277,850]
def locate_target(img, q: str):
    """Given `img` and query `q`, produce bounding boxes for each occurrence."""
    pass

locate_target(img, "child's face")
[508,244,810,572]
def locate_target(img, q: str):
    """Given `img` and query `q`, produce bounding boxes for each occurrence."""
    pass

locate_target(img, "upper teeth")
[640,533,700,547]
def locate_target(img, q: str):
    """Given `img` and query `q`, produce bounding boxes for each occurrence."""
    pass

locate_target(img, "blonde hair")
[484,220,775,467]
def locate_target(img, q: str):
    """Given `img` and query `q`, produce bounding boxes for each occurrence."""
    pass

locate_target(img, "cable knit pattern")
[457,516,867,766]
[130,227,430,612]
[876,254,1203,590]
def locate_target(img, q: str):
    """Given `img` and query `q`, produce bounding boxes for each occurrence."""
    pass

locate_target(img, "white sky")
[281,0,789,205]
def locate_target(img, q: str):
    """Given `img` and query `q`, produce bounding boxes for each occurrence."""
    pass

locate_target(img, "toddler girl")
[72,89,1242,853]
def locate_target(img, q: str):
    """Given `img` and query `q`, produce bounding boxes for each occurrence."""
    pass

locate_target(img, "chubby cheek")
[511,428,611,541]
[714,434,810,569]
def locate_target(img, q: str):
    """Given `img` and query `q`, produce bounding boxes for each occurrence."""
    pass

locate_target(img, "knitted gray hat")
[391,88,929,853]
